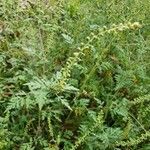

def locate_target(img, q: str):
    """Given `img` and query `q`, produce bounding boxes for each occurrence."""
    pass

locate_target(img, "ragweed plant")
[71,110,104,150]
[0,0,149,150]
[52,22,142,93]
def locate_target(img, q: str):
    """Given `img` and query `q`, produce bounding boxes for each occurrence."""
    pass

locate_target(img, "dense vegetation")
[0,0,150,149]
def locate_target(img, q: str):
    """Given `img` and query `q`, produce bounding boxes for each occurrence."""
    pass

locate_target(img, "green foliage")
[0,0,150,149]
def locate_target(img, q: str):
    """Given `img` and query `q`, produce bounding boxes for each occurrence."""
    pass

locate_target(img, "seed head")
[132,22,142,29]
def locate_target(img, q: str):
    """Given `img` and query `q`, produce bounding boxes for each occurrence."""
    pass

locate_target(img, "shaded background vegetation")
[0,0,150,149]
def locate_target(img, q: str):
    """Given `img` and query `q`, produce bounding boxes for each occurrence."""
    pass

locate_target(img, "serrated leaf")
[62,33,74,44]
[64,84,79,92]
[57,96,72,111]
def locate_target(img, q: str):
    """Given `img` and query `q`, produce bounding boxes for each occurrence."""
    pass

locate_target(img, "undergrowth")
[0,0,150,150]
